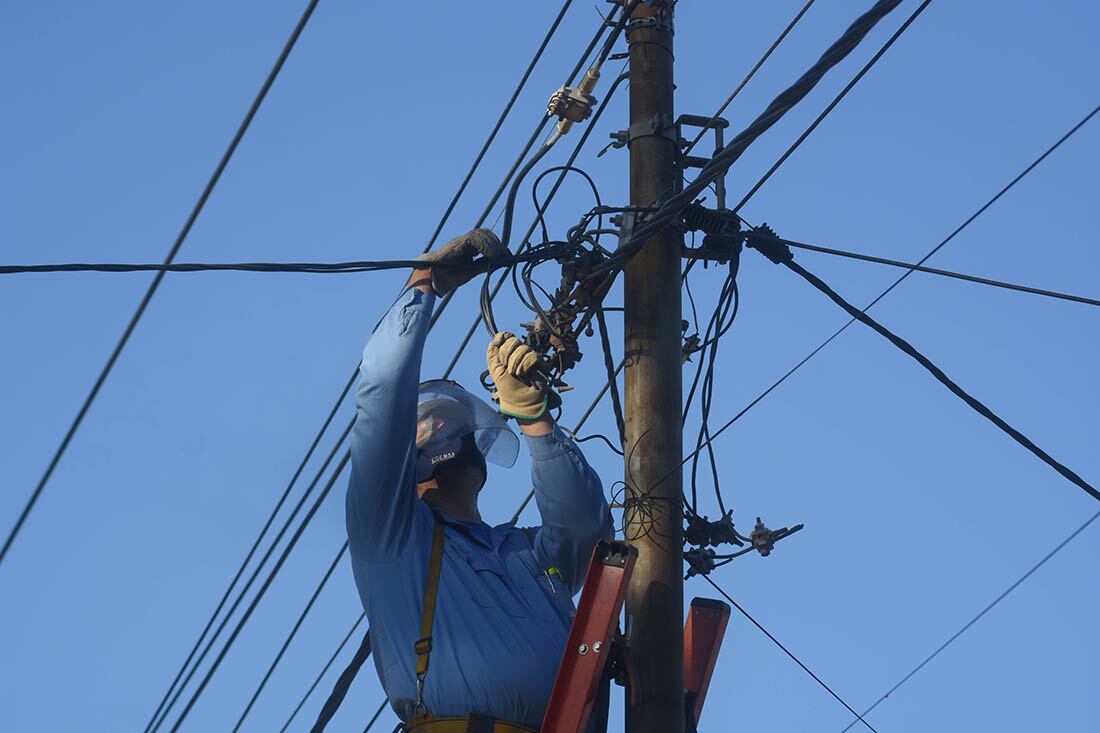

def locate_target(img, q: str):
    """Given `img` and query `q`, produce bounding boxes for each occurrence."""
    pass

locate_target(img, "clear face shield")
[414,380,519,484]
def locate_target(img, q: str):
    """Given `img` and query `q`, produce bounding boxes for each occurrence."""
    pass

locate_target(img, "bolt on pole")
[622,2,684,732]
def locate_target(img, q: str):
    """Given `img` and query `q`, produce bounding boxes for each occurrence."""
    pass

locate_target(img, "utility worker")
[346,228,613,732]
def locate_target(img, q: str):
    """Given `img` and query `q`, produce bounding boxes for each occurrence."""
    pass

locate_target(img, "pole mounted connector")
[684,510,744,548]
[548,67,600,136]
[683,547,717,580]
[745,224,793,265]
[680,202,744,267]
[750,517,804,557]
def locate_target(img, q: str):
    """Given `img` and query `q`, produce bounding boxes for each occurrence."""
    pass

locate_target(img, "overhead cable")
[165,451,352,732]
[837,509,1100,732]
[700,575,879,733]
[442,69,632,378]
[649,102,1100,492]
[764,251,1100,503]
[231,542,349,732]
[170,7,628,726]
[0,0,322,568]
[734,0,934,212]
[278,613,365,732]
[425,0,577,247]
[148,419,354,732]
[142,370,357,733]
[594,0,905,275]
[0,250,571,276]
[745,231,1100,308]
[681,0,818,156]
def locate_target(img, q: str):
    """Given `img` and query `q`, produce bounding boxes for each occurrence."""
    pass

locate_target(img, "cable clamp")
[683,547,717,579]
[626,3,675,37]
[750,517,804,557]
[547,67,600,136]
[746,224,792,265]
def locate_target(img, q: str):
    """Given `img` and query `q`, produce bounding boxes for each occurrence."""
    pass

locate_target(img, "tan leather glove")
[486,332,549,420]
[415,228,507,295]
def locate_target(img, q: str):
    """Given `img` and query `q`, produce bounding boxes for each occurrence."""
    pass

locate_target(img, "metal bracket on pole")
[600,113,678,157]
[676,114,730,208]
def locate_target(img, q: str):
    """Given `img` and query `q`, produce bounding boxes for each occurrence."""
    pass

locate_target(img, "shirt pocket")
[451,544,529,618]
[517,550,576,623]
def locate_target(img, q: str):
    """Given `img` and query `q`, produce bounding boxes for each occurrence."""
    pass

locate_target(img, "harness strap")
[413,517,444,686]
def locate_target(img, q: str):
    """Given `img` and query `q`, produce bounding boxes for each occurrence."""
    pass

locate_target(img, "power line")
[361,699,389,733]
[0,250,570,276]
[141,370,356,733]
[441,68,630,377]
[278,613,365,732]
[0,0,322,569]
[837,508,1100,732]
[700,575,878,733]
[424,0,577,248]
[649,101,1100,492]
[734,0,934,212]
[769,253,1100,503]
[593,0,907,275]
[165,452,352,732]
[148,420,355,732]
[152,7,624,726]
[744,231,1100,308]
[681,0,818,156]
[231,542,349,732]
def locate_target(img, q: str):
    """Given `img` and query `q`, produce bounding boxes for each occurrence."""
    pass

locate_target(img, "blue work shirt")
[346,286,612,728]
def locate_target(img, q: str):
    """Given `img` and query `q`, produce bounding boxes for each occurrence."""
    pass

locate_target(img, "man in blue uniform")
[346,228,613,732]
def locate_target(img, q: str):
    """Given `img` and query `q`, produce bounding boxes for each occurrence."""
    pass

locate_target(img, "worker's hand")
[414,228,507,295]
[486,332,552,420]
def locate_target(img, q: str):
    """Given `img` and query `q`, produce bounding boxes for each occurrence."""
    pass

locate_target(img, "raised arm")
[486,332,613,592]
[345,272,435,562]
[526,425,612,593]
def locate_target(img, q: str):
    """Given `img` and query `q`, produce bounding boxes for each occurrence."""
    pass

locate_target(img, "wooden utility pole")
[622,2,683,732]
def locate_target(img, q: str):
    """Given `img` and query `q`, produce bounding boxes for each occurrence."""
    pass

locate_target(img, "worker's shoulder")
[491,521,541,548]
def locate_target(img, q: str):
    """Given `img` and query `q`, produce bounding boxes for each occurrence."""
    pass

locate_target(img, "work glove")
[415,228,507,296]
[486,332,553,420]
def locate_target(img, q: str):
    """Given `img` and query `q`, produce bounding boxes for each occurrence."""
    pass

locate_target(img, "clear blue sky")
[2,1,1097,731]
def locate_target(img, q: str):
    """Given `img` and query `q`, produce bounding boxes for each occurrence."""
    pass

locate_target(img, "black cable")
[149,5,610,726]
[700,575,879,733]
[428,0,626,332]
[142,370,357,733]
[574,432,625,456]
[361,699,389,733]
[734,0,934,212]
[595,308,625,445]
[745,232,1100,308]
[647,102,1100,495]
[681,0,818,156]
[0,0,322,568]
[166,451,352,732]
[148,419,355,732]
[594,0,905,276]
[309,626,374,733]
[424,0,577,249]
[441,69,631,379]
[278,613,365,733]
[231,542,349,732]
[478,1,638,336]
[0,250,571,276]
[776,254,1100,503]
[837,508,1100,733]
